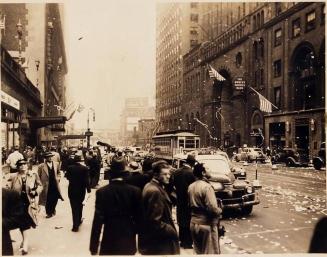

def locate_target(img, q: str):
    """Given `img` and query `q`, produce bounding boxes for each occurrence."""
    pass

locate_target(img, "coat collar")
[150,178,172,204]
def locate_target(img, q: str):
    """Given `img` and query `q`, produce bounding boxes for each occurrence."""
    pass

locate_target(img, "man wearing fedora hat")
[90,157,142,255]
[66,152,91,232]
[37,152,64,218]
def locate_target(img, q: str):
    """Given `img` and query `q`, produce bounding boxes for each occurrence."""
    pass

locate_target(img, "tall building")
[120,97,155,146]
[0,3,68,149]
[182,2,325,158]
[156,3,201,132]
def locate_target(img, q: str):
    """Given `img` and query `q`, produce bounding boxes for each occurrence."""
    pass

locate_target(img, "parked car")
[271,147,310,167]
[173,153,259,215]
[312,142,325,170]
[235,147,267,163]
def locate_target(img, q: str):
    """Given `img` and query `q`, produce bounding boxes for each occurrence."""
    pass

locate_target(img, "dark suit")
[2,188,25,256]
[90,179,142,255]
[140,179,180,255]
[124,172,151,191]
[66,163,91,229]
[172,165,195,247]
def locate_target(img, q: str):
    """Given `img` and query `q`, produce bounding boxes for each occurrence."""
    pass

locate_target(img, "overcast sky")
[64,0,156,130]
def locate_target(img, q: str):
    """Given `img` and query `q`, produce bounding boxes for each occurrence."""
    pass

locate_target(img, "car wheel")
[235,156,240,162]
[241,205,253,215]
[286,157,296,167]
[313,159,323,170]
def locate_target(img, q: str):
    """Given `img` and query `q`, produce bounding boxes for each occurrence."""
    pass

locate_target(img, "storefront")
[1,91,22,152]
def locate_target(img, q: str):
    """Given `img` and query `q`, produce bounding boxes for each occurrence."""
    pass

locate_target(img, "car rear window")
[200,159,230,176]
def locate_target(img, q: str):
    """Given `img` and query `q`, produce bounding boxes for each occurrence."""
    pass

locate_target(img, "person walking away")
[140,160,180,255]
[5,159,43,255]
[37,152,64,218]
[50,146,61,171]
[87,151,101,188]
[124,157,154,191]
[172,154,196,249]
[2,188,25,256]
[6,145,24,173]
[188,163,222,254]
[66,153,91,232]
[89,157,142,255]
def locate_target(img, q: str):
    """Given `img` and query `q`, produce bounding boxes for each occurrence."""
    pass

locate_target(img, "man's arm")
[90,190,104,255]
[145,189,178,239]
[204,186,222,217]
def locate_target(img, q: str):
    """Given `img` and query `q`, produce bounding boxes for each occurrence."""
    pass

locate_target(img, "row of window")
[275,7,324,46]
[158,106,182,118]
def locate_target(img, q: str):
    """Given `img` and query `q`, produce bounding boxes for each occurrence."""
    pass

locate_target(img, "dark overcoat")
[2,188,25,256]
[37,162,64,206]
[66,163,91,201]
[172,165,195,227]
[89,180,142,255]
[140,179,180,255]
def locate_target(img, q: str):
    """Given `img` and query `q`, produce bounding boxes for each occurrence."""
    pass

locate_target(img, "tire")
[241,205,253,215]
[313,159,323,170]
[286,157,296,167]
[235,156,240,162]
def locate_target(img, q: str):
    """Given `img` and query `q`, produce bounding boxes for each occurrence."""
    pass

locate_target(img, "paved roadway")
[8,163,326,255]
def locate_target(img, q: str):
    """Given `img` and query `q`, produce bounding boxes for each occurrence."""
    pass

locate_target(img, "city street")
[8,163,326,255]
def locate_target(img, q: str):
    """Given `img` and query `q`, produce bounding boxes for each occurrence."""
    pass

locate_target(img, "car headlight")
[246,186,253,194]
[211,182,224,191]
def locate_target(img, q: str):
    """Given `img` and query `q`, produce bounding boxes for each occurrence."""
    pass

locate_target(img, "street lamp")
[35,59,40,87]
[86,108,95,148]
[16,19,23,65]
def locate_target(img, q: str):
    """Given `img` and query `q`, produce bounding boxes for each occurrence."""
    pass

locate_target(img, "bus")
[152,130,200,162]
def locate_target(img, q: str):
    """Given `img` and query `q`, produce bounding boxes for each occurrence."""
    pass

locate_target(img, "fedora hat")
[16,159,27,167]
[109,157,127,178]
[43,152,54,158]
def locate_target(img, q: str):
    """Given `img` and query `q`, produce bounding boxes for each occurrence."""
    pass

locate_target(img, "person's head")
[16,159,28,173]
[43,152,54,162]
[109,157,127,179]
[152,160,170,185]
[129,161,139,171]
[193,163,206,179]
[14,145,19,151]
[185,154,196,167]
[73,152,84,163]
[117,150,123,157]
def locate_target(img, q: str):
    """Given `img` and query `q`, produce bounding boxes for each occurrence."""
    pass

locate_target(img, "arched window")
[253,41,258,60]
[253,16,256,31]
[259,38,264,58]
[261,10,264,26]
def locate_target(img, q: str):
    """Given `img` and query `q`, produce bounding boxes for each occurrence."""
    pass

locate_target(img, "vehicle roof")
[153,132,199,138]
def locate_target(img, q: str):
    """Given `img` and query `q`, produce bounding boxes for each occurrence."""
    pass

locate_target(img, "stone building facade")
[182,2,325,158]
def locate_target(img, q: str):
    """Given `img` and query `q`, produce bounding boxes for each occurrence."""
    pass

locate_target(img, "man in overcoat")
[37,152,64,218]
[66,153,91,232]
[140,160,180,255]
[89,157,142,255]
[172,154,196,248]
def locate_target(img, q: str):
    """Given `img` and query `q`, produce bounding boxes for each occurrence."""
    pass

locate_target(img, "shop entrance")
[295,124,309,155]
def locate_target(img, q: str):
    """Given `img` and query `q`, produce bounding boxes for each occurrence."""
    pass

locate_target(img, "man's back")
[173,165,195,204]
[66,163,90,197]
[90,181,142,255]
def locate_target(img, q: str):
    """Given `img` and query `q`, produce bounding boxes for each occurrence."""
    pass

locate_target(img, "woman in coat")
[6,159,43,255]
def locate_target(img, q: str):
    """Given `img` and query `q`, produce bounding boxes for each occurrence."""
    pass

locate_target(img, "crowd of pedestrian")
[2,145,326,255]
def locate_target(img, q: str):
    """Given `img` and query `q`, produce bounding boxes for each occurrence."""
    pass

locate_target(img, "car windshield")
[200,159,230,176]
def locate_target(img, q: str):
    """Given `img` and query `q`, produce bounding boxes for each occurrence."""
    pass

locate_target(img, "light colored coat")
[37,161,64,206]
[6,170,44,225]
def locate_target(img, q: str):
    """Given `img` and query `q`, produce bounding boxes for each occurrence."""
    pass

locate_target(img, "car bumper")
[219,193,260,209]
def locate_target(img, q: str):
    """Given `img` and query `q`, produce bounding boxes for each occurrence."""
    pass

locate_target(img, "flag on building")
[249,86,276,113]
[208,64,226,81]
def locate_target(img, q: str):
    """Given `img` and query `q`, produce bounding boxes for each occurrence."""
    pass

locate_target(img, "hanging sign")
[233,77,246,91]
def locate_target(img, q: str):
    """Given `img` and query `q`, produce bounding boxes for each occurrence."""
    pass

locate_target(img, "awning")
[28,116,66,129]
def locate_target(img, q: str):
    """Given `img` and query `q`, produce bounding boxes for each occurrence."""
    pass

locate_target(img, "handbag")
[28,175,41,226]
